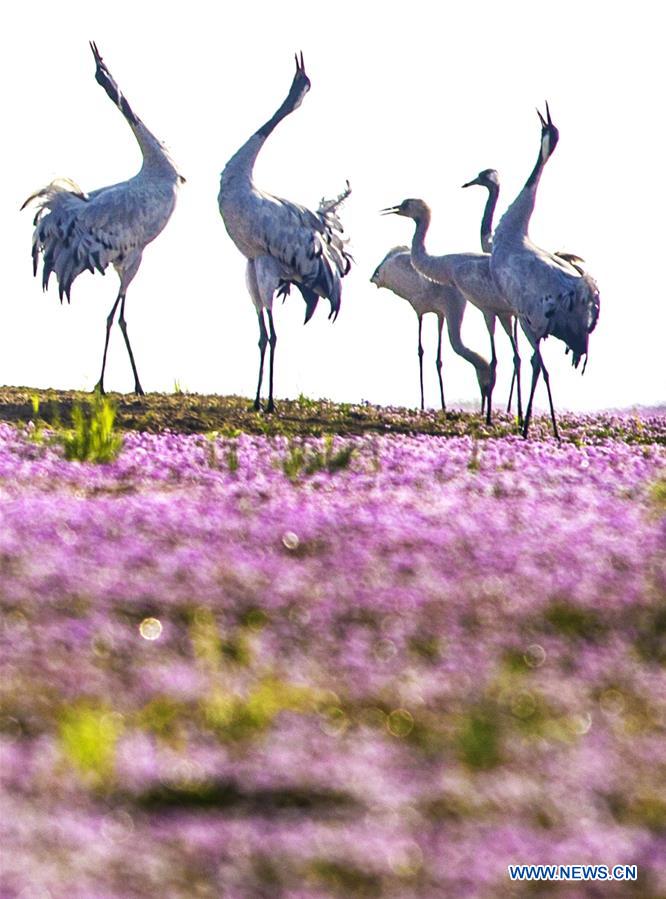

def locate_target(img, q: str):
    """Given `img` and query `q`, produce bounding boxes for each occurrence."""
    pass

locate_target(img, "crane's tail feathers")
[317,180,351,218]
[277,281,291,303]
[554,250,586,275]
[549,273,600,370]
[24,178,114,301]
[282,282,319,323]
[21,178,88,215]
[316,183,353,278]
[284,181,352,322]
[303,289,319,324]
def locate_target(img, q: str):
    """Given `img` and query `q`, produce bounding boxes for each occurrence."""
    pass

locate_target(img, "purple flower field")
[1,416,665,897]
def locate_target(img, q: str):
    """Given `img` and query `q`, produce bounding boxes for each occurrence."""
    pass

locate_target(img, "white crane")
[490,104,600,438]
[22,42,184,395]
[218,53,352,413]
[370,246,492,414]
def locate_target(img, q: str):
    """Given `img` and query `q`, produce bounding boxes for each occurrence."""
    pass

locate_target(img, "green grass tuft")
[60,394,124,463]
[282,435,355,481]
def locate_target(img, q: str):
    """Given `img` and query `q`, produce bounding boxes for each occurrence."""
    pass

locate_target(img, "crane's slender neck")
[409,209,433,273]
[221,88,300,190]
[480,181,499,253]
[407,207,456,285]
[94,65,180,183]
[494,142,549,244]
[257,91,299,139]
[130,120,180,181]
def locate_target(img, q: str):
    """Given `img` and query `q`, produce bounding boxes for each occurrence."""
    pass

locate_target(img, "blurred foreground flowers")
[0,418,665,897]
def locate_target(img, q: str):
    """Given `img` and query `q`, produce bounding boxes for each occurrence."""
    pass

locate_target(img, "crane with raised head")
[22,42,184,395]
[462,167,588,421]
[218,53,352,413]
[490,104,600,438]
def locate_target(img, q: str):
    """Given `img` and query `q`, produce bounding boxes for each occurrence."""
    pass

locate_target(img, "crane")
[490,104,600,438]
[462,169,522,417]
[22,42,184,395]
[380,198,518,425]
[462,167,588,420]
[218,53,352,413]
[370,247,492,414]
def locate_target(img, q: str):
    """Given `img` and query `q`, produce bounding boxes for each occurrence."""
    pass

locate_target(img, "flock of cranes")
[22,44,600,439]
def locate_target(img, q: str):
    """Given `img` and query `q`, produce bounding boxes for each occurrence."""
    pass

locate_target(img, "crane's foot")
[252,399,262,412]
[265,399,275,414]
[134,383,145,396]
[93,381,106,396]
[484,395,493,425]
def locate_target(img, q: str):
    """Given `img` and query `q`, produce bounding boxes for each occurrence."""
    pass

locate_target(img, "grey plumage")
[490,104,600,439]
[22,42,183,394]
[218,53,352,413]
[277,181,353,322]
[370,246,492,412]
[381,198,517,424]
[462,167,590,421]
[462,168,522,419]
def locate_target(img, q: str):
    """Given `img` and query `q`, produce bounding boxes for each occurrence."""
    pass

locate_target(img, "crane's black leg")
[95,293,123,394]
[435,314,446,412]
[417,315,425,411]
[540,354,560,441]
[522,346,542,438]
[481,331,497,425]
[118,294,144,395]
[507,348,516,414]
[507,317,523,423]
[266,310,277,414]
[484,331,497,424]
[254,310,268,411]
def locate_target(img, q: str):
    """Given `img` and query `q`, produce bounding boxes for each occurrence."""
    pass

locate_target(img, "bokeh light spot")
[569,712,592,735]
[599,689,625,717]
[139,617,163,641]
[319,706,349,737]
[282,531,300,550]
[101,809,134,844]
[511,691,537,719]
[523,644,547,668]
[387,708,414,738]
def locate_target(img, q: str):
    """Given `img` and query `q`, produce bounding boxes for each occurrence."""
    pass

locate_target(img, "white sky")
[2,1,663,411]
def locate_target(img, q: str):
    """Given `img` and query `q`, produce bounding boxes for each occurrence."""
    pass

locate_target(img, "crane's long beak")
[537,101,553,128]
[380,206,400,216]
[461,177,480,188]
